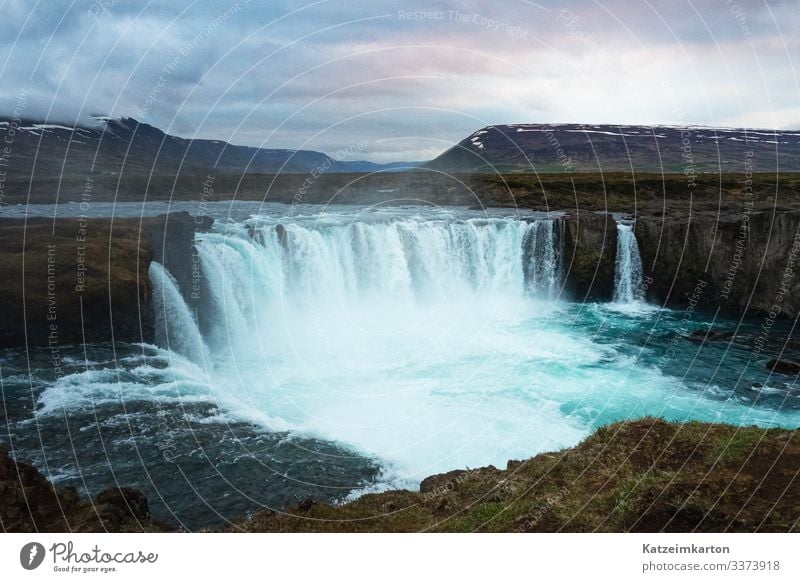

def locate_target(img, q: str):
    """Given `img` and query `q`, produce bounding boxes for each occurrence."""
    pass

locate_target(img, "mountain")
[427,123,800,173]
[0,116,416,182]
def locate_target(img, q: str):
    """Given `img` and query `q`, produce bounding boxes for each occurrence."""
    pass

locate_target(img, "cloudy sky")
[0,0,797,161]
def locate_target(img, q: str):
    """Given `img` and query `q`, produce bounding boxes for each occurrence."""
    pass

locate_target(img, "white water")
[613,222,645,303]
[35,208,800,488]
[149,261,208,364]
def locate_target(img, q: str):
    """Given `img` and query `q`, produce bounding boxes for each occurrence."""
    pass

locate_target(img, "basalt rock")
[140,211,213,304]
[635,210,800,317]
[95,487,151,522]
[687,329,736,343]
[563,211,618,301]
[0,212,211,348]
[767,359,800,376]
[0,446,171,532]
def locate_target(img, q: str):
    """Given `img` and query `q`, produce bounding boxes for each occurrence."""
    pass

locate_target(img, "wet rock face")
[559,209,800,317]
[635,211,800,317]
[140,211,213,304]
[0,212,211,348]
[563,211,618,301]
[95,487,151,521]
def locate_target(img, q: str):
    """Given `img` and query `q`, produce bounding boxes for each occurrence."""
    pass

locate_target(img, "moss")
[12,171,800,218]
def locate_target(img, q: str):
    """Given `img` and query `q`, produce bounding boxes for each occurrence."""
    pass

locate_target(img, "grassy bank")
[9,171,800,217]
[232,418,800,533]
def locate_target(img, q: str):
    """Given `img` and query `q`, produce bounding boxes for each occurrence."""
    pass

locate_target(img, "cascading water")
[149,261,208,364]
[143,210,797,482]
[523,219,564,299]
[194,217,564,322]
[613,222,645,303]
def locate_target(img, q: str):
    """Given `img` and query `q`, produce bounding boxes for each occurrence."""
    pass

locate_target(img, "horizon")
[0,1,797,162]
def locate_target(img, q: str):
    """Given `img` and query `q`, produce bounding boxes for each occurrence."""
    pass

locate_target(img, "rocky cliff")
[2,201,799,351]
[560,208,800,317]
[0,212,210,348]
[635,210,800,318]
[563,211,618,301]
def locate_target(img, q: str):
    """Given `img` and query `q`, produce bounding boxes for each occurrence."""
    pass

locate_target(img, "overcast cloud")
[0,0,797,161]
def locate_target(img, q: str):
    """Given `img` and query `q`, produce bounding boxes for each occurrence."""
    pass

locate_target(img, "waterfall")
[523,219,563,299]
[613,222,644,303]
[147,217,564,357]
[206,218,562,305]
[149,261,208,363]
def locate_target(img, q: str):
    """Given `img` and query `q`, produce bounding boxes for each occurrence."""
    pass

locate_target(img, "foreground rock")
[0,446,172,532]
[231,418,800,533]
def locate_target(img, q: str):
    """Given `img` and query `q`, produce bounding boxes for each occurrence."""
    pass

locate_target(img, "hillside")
[427,124,800,173]
[0,116,415,186]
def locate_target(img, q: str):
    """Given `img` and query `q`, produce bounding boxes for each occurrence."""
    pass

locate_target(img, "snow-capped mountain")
[0,116,412,182]
[428,123,800,173]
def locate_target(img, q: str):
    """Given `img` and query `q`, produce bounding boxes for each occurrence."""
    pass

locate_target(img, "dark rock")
[0,212,211,348]
[275,224,288,248]
[296,497,316,512]
[96,487,151,521]
[506,459,524,471]
[420,469,468,494]
[767,359,800,376]
[0,217,154,348]
[563,211,618,301]
[140,211,213,304]
[0,445,171,532]
[635,211,800,318]
[687,329,735,343]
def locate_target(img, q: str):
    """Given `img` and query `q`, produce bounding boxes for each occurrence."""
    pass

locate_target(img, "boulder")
[687,329,735,343]
[767,359,800,376]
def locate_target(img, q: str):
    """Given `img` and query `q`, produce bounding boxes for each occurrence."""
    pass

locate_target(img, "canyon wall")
[634,210,800,318]
[561,208,800,318]
[563,211,618,301]
[0,212,209,348]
